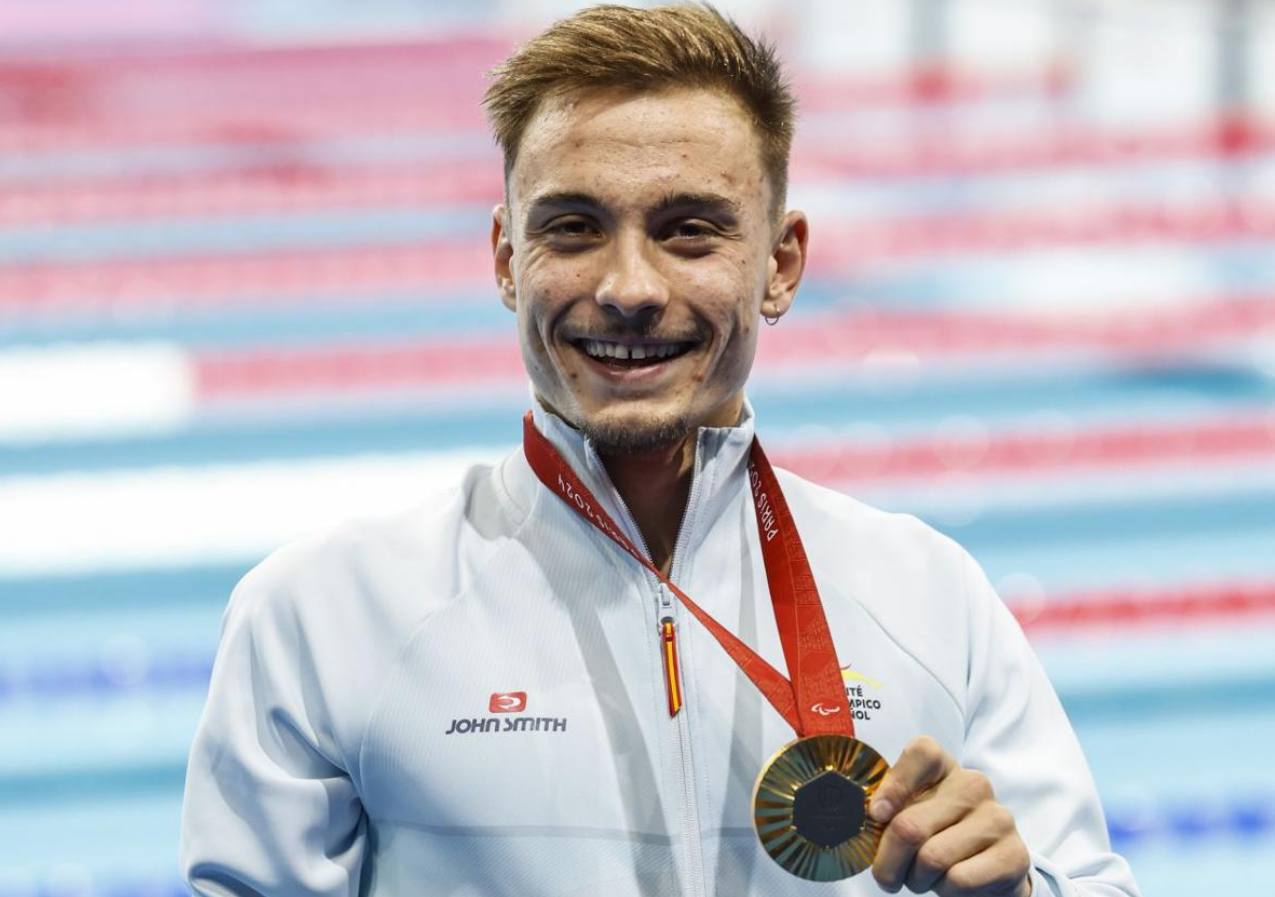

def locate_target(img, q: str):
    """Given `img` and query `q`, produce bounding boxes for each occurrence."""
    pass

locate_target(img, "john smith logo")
[811,702,841,716]
[445,690,567,736]
[489,691,527,713]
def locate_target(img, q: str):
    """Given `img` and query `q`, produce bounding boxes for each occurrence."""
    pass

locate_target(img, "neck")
[600,436,697,576]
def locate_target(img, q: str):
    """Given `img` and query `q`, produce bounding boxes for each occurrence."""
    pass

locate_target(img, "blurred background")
[1,0,1273,894]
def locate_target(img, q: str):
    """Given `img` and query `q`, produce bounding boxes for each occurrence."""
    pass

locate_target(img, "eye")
[546,217,600,238]
[663,219,718,241]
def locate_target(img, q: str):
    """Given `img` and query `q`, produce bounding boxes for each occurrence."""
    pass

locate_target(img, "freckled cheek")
[517,281,572,338]
[676,269,746,317]
[521,255,591,305]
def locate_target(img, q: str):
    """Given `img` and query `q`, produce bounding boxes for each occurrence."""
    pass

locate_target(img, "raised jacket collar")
[505,398,759,564]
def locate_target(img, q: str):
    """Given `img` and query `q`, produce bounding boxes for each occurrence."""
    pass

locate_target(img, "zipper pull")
[660,616,683,717]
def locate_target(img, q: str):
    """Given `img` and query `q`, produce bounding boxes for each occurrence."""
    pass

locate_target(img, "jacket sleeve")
[179,568,367,896]
[959,549,1142,897]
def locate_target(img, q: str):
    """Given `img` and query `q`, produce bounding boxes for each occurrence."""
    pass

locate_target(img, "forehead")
[509,86,769,212]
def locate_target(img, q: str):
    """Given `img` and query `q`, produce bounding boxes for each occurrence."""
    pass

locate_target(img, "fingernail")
[869,798,894,823]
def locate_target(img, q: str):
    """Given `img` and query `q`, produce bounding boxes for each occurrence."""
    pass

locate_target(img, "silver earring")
[763,313,780,326]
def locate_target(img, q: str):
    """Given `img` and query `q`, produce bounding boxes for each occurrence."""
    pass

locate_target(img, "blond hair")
[484,3,795,213]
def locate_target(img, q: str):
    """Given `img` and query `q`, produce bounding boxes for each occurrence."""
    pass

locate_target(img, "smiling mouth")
[572,337,697,368]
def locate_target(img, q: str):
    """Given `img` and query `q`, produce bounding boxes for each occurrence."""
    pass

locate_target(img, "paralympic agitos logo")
[444,691,570,736]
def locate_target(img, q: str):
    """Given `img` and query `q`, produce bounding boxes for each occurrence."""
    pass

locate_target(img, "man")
[180,5,1142,896]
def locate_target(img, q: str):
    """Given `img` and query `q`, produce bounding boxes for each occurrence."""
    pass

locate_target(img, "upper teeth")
[581,340,687,360]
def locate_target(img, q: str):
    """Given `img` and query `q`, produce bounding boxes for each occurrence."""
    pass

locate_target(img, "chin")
[575,406,693,455]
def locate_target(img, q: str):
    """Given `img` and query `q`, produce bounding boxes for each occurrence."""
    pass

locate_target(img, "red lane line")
[197,338,526,396]
[1010,582,1275,634]
[809,199,1275,272]
[756,295,1275,363]
[794,117,1275,178]
[794,62,1071,110]
[0,241,494,308]
[3,201,1274,309]
[0,37,510,70]
[0,43,506,122]
[0,62,498,112]
[0,165,505,227]
[0,101,490,153]
[770,414,1275,484]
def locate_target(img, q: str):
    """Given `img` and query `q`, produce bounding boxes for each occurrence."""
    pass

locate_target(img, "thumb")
[868,735,954,823]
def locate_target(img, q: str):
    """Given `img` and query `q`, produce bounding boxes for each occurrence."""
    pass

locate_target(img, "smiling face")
[492,86,807,452]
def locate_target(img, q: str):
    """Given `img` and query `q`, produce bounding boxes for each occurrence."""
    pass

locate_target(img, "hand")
[867,736,1031,897]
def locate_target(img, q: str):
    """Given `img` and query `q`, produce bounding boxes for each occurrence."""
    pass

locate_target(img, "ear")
[762,210,808,322]
[491,203,517,312]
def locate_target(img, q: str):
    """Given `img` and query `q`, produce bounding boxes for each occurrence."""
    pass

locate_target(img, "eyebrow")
[651,191,742,218]
[524,190,742,220]
[526,191,600,214]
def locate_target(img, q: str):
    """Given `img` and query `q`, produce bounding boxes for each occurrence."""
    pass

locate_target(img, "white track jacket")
[180,403,1142,897]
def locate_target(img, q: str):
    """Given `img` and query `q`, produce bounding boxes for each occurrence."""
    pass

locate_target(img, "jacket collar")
[504,398,758,562]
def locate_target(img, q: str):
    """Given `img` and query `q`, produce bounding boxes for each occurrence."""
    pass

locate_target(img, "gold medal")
[752,734,890,881]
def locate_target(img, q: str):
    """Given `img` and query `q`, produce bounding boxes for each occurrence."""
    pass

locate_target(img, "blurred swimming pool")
[2,1,1274,894]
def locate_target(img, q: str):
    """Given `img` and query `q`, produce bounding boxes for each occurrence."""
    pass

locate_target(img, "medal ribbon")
[523,411,852,738]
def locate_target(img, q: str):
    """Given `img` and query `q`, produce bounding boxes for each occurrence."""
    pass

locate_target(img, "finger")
[902,801,1010,894]
[933,835,1032,897]
[871,791,970,894]
[870,735,954,824]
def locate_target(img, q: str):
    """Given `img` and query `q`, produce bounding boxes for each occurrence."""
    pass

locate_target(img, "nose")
[595,231,669,322]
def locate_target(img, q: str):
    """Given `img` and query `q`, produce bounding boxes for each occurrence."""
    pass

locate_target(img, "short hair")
[483,3,796,215]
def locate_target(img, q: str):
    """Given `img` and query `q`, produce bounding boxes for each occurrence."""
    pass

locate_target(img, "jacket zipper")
[656,583,705,897]
[588,439,709,897]
[664,448,709,897]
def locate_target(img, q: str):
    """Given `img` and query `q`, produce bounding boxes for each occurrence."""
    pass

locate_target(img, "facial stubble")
[577,410,694,455]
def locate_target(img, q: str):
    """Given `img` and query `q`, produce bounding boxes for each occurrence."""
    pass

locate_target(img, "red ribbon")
[523,411,853,738]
